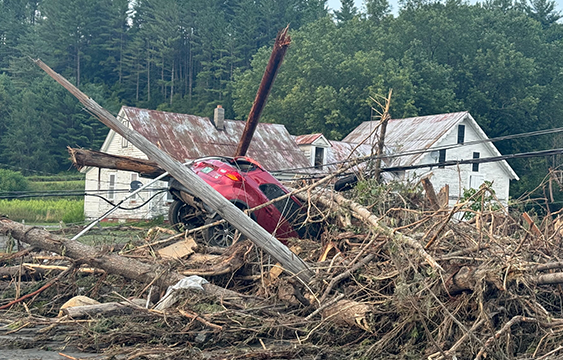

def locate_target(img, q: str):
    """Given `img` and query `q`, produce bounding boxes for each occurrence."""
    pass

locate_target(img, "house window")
[438,149,446,168]
[472,152,480,172]
[130,173,138,200]
[314,147,324,169]
[108,173,116,200]
[457,124,465,144]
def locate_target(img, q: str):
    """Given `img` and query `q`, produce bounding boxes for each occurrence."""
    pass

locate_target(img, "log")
[446,266,492,294]
[35,59,313,284]
[445,266,563,294]
[536,272,563,285]
[0,219,259,307]
[322,299,373,332]
[68,147,164,178]
[180,240,252,277]
[61,299,147,318]
[305,189,443,271]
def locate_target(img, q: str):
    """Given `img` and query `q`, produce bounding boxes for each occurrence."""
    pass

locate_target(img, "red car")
[167,156,316,247]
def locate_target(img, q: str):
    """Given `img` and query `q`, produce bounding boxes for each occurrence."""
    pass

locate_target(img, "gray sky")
[326,0,563,16]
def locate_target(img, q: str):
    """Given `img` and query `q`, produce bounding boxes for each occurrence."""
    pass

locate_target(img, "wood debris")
[3,173,563,359]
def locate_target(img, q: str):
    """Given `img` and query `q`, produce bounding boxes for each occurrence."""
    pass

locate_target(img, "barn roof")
[113,106,312,173]
[343,112,469,167]
[339,112,517,180]
[295,133,323,145]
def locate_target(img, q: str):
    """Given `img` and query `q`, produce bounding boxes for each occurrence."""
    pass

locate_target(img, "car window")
[259,183,307,236]
[231,159,257,173]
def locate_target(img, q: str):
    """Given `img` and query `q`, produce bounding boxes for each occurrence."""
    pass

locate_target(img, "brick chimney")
[213,105,225,130]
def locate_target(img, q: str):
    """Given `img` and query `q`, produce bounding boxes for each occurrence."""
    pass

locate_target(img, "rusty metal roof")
[325,141,373,172]
[121,106,312,173]
[295,133,323,145]
[342,112,469,167]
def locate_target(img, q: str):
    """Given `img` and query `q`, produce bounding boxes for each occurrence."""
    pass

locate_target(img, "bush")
[0,169,29,192]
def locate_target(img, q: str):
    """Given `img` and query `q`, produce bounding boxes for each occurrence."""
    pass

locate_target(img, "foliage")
[0,169,29,192]
[0,199,84,223]
[459,181,501,219]
[27,174,85,182]
[351,178,423,217]
[0,0,563,197]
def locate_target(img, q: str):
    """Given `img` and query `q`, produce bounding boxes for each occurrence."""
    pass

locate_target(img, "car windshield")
[229,158,258,173]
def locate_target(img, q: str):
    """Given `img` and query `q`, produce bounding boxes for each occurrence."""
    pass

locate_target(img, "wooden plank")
[34,59,313,283]
[158,237,197,259]
[522,212,542,237]
[68,147,164,178]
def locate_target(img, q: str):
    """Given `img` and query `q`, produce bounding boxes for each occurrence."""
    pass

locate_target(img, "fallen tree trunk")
[299,189,443,272]
[447,266,563,294]
[0,219,258,307]
[61,299,147,318]
[68,147,164,178]
[35,59,313,284]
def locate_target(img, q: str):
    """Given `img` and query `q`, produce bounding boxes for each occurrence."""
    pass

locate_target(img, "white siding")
[84,121,170,221]
[405,118,512,205]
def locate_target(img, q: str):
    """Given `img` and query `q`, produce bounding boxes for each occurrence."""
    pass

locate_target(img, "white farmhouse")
[83,106,313,221]
[328,112,519,205]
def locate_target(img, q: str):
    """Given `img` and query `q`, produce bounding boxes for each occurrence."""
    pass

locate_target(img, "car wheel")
[168,200,205,233]
[203,213,245,247]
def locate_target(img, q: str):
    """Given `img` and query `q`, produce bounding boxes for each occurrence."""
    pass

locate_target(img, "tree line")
[0,0,562,196]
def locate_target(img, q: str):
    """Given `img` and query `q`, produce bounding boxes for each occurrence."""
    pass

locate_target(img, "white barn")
[83,106,314,221]
[324,112,518,205]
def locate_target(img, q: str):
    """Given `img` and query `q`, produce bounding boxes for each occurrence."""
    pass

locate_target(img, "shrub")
[0,169,29,192]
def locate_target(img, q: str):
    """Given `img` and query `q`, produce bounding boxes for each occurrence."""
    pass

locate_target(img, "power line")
[272,124,563,173]
[0,190,168,210]
[333,148,563,191]
[0,188,168,200]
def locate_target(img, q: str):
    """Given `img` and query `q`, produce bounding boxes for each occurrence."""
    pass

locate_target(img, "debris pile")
[3,177,563,360]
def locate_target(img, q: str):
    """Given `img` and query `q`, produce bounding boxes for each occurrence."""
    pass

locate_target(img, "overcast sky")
[326,0,563,16]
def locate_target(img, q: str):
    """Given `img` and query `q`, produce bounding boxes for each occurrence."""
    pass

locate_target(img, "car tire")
[168,200,205,233]
[203,213,246,248]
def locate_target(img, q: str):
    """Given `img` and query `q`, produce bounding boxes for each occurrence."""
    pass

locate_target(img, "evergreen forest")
[1,0,562,197]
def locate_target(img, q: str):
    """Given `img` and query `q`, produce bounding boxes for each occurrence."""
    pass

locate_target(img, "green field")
[0,199,84,224]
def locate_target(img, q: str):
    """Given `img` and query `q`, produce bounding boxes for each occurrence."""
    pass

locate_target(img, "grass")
[0,199,84,224]
[28,180,85,192]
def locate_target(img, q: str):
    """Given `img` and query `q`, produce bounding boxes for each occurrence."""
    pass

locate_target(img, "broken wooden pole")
[34,59,313,283]
[235,25,291,157]
[372,89,392,181]
[421,177,440,211]
[68,147,165,178]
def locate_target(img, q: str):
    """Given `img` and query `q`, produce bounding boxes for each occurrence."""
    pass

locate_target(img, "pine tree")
[366,0,391,21]
[334,0,358,22]
[526,0,562,28]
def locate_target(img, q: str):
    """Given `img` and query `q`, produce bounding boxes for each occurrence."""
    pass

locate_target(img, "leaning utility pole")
[235,25,291,157]
[34,59,313,284]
